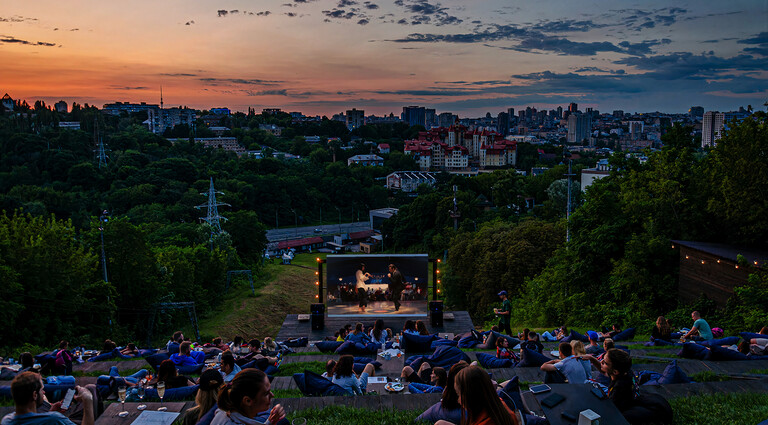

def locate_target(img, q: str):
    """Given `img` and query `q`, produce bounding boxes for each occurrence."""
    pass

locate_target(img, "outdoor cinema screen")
[326,254,429,317]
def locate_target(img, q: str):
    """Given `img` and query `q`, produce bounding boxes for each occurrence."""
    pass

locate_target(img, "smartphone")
[60,388,76,410]
[529,384,551,394]
[590,384,607,400]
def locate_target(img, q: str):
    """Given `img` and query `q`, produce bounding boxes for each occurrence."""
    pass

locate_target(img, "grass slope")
[196,254,323,341]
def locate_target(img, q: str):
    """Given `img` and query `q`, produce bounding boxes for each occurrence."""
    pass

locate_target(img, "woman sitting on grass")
[408,367,447,394]
[331,354,375,395]
[435,365,519,425]
[211,369,286,425]
[416,361,468,424]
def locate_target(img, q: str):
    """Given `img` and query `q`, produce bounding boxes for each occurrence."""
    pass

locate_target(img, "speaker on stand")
[310,303,325,331]
[429,300,443,328]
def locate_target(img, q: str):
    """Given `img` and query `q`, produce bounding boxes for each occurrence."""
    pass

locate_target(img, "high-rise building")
[507,108,515,119]
[567,113,592,144]
[54,100,68,113]
[702,111,725,147]
[497,112,510,135]
[688,106,704,119]
[438,112,457,127]
[425,108,437,129]
[568,103,578,113]
[556,106,563,119]
[402,106,426,127]
[613,110,624,119]
[346,108,365,130]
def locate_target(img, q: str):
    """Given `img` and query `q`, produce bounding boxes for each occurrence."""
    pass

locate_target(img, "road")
[266,221,372,242]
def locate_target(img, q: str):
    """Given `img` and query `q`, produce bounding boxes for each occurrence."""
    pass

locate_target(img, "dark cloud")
[393,0,463,26]
[572,67,625,74]
[507,36,623,56]
[738,32,768,56]
[199,77,282,86]
[389,24,534,43]
[159,73,198,77]
[282,3,295,6]
[112,86,149,91]
[614,52,767,79]
[0,16,37,23]
[256,11,271,16]
[217,10,228,17]
[246,89,289,96]
[364,2,379,9]
[285,12,297,17]
[185,21,194,25]
[0,35,57,47]
[357,18,369,25]
[338,0,358,6]
[293,0,317,3]
[322,9,359,20]
[530,19,606,33]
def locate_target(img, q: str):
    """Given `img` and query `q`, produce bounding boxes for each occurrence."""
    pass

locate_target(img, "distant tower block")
[195,177,230,234]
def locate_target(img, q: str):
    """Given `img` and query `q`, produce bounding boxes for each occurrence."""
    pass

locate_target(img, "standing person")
[1,372,94,425]
[682,311,713,341]
[493,291,512,336]
[387,263,404,312]
[356,263,372,313]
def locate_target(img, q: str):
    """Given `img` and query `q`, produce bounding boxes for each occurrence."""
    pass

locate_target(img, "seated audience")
[167,331,184,352]
[1,371,94,425]
[321,360,336,380]
[237,340,278,369]
[210,369,285,425]
[416,361,468,424]
[229,336,245,355]
[601,324,622,339]
[345,323,371,344]
[170,342,200,367]
[262,337,277,354]
[401,362,434,384]
[179,369,223,425]
[496,338,517,361]
[54,341,74,376]
[586,331,602,354]
[520,332,544,354]
[369,319,389,347]
[220,353,242,383]
[651,316,672,342]
[541,326,567,342]
[570,341,592,378]
[541,342,588,384]
[119,343,138,357]
[416,320,430,336]
[211,338,229,352]
[408,367,447,394]
[0,353,36,379]
[434,366,519,425]
[336,328,348,342]
[157,359,194,389]
[332,355,375,395]
[99,340,117,356]
[582,349,640,420]
[597,338,615,361]
[682,311,713,341]
[403,320,419,335]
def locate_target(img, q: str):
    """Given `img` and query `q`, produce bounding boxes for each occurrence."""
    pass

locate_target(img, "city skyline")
[1,0,766,116]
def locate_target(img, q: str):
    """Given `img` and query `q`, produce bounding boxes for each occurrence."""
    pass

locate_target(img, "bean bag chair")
[615,345,631,355]
[407,346,471,372]
[708,345,749,361]
[678,343,710,360]
[293,370,349,396]
[138,349,158,357]
[87,351,116,362]
[352,357,382,369]
[698,336,740,347]
[46,376,76,385]
[281,337,308,348]
[740,332,767,341]
[643,360,691,385]
[476,331,520,350]
[476,352,515,369]
[177,363,206,375]
[145,352,171,371]
[518,348,550,367]
[408,382,443,393]
[636,370,662,385]
[142,384,199,401]
[458,334,480,349]
[561,330,589,344]
[431,339,458,350]
[645,339,676,347]
[335,341,379,355]
[0,386,11,399]
[612,327,637,342]
[166,342,180,355]
[402,333,439,353]
[316,340,343,353]
[621,393,673,425]
[34,353,55,365]
[498,376,524,412]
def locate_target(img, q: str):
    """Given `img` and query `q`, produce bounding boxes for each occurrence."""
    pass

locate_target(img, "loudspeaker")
[310,303,325,331]
[429,300,443,328]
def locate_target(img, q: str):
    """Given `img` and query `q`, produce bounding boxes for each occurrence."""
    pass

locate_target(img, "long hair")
[416,320,429,336]
[193,371,222,422]
[432,367,447,388]
[333,355,355,378]
[158,360,178,383]
[570,340,586,356]
[441,361,469,410]
[217,369,268,414]
[455,366,518,425]
[403,320,415,333]
[656,316,671,336]
[372,319,384,341]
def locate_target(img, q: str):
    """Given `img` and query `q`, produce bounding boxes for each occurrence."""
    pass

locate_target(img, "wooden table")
[532,384,629,425]
[95,402,187,425]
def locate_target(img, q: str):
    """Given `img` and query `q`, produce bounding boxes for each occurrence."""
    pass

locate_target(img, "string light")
[315,281,319,285]
[685,255,689,259]
[701,260,705,265]
[315,294,319,298]
[717,259,721,263]
[315,271,319,275]
[437,259,441,263]
[436,270,440,274]
[316,258,321,262]
[671,244,675,249]
[735,265,739,269]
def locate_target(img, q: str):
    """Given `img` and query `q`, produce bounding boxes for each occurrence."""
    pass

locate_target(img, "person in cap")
[586,331,602,355]
[493,290,513,336]
[180,369,223,425]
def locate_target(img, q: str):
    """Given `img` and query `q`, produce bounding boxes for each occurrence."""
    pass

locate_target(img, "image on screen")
[326,254,429,317]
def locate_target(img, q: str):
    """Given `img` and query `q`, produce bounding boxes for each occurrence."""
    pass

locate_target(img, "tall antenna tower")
[93,118,109,168]
[160,86,164,110]
[195,177,230,235]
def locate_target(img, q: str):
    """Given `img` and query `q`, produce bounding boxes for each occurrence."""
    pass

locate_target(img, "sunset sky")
[1,0,766,116]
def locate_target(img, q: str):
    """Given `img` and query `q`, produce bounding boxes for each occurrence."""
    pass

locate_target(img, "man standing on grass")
[494,290,512,336]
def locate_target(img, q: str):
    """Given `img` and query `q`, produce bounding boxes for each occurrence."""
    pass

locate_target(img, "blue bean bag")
[740,332,768,341]
[166,343,180,355]
[315,341,343,353]
[352,357,382,369]
[646,339,676,346]
[678,343,710,360]
[402,333,439,353]
[698,337,740,347]
[143,384,199,401]
[407,346,471,372]
[138,349,158,357]
[189,350,205,364]
[498,376,524,411]
[34,353,56,365]
[177,363,205,375]
[431,339,458,350]
[562,330,589,343]
[636,370,663,385]
[335,341,379,355]
[293,370,349,396]
[612,328,637,342]
[643,360,691,385]
[476,352,514,369]
[708,345,749,361]
[145,352,171,371]
[408,382,443,394]
[281,337,308,348]
[458,334,480,348]
[518,348,549,367]
[197,404,218,425]
[46,376,76,385]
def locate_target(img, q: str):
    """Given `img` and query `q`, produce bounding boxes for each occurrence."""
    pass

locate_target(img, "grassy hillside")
[195,253,326,341]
